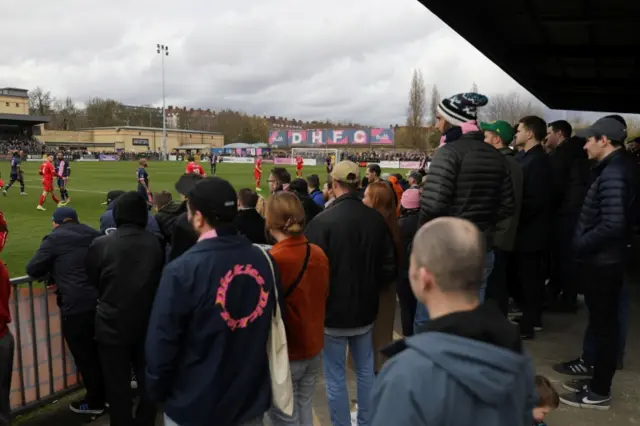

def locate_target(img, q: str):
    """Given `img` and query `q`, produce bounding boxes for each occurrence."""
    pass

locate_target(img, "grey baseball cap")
[576,117,627,143]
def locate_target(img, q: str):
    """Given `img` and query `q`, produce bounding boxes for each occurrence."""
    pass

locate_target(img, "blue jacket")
[574,149,640,265]
[371,315,537,426]
[309,188,324,207]
[145,233,282,426]
[99,201,162,240]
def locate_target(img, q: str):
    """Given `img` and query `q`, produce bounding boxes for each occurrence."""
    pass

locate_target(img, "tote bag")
[255,244,294,416]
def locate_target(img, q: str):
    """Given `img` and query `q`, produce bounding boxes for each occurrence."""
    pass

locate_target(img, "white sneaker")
[256,187,262,192]
[2,190,6,196]
[20,192,27,196]
[36,205,46,211]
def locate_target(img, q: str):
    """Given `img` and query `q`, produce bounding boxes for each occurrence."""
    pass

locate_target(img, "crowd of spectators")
[0,135,44,155]
[2,90,640,426]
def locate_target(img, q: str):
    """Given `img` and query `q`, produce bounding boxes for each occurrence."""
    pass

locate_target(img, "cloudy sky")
[1,0,532,125]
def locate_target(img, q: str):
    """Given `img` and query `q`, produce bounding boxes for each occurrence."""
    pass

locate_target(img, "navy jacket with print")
[145,233,283,426]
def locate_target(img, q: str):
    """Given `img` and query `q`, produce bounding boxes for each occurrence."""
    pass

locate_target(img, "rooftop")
[77,126,222,135]
[419,0,640,113]
[0,112,50,126]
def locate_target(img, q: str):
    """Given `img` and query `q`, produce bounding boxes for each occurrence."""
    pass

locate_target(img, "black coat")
[86,225,164,345]
[515,144,552,253]
[574,149,640,266]
[234,208,268,244]
[550,137,592,223]
[168,213,198,262]
[26,223,101,315]
[398,209,419,277]
[155,200,186,244]
[305,193,397,329]
[419,131,515,248]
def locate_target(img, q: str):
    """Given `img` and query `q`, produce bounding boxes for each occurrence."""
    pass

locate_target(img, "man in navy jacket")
[146,177,282,426]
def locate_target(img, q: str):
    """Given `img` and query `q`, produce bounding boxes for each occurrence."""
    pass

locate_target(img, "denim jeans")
[413,251,495,333]
[269,354,322,426]
[582,278,629,366]
[165,414,264,426]
[323,329,374,426]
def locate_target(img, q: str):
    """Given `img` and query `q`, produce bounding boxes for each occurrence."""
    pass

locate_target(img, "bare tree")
[85,98,124,127]
[29,87,54,116]
[429,84,440,126]
[482,92,544,125]
[406,69,427,148]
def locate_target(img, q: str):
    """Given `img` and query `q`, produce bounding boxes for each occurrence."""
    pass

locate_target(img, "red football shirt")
[254,159,262,174]
[296,156,303,168]
[41,162,55,181]
[185,162,205,175]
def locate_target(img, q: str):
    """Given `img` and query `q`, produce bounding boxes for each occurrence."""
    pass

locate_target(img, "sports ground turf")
[0,161,405,277]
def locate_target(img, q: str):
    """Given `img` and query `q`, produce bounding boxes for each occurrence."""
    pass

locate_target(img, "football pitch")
[0,161,405,277]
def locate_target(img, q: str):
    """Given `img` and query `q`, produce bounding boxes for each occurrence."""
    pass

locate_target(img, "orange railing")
[8,276,81,416]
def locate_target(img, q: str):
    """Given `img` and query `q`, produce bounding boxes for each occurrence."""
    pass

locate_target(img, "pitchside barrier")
[8,276,81,417]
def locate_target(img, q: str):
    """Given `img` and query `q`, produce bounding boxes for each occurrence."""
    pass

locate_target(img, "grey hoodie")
[371,329,536,426]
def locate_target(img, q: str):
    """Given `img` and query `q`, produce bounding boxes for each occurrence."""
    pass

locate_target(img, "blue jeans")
[323,330,374,426]
[582,279,629,365]
[413,251,495,333]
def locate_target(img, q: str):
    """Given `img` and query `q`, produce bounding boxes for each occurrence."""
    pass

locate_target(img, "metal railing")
[9,276,82,416]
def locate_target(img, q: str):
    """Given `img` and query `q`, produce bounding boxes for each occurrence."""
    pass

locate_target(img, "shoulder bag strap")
[284,243,311,298]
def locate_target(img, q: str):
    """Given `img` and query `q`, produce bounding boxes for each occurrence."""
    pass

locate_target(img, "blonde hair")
[265,192,305,236]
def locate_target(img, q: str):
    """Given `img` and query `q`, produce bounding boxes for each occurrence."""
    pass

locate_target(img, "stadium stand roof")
[79,126,222,135]
[418,0,640,113]
[223,142,253,149]
[0,113,50,126]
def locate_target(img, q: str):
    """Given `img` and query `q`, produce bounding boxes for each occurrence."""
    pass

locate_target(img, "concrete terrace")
[16,288,640,426]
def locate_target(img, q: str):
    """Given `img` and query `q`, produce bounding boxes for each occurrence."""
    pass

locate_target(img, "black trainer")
[559,387,611,410]
[69,400,105,415]
[553,357,593,377]
[561,378,590,393]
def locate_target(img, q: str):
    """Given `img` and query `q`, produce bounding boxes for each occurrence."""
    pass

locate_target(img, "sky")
[1,0,535,126]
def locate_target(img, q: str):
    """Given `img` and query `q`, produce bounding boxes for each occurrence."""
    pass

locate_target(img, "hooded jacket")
[100,199,163,240]
[372,303,537,426]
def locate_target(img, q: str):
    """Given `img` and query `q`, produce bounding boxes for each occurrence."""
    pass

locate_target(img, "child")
[533,375,559,426]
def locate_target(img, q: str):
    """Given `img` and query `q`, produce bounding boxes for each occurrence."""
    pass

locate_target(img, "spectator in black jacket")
[557,117,639,411]
[289,178,323,224]
[234,188,268,244]
[86,192,164,426]
[154,190,185,244]
[481,120,523,316]
[99,190,163,240]
[167,174,202,261]
[305,161,396,426]
[417,92,514,322]
[513,116,552,340]
[546,121,592,311]
[26,207,106,416]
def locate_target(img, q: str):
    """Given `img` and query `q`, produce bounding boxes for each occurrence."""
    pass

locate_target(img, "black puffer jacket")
[418,131,515,248]
[574,149,640,265]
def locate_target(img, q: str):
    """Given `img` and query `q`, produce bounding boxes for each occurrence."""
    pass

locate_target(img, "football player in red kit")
[37,155,60,211]
[254,156,263,191]
[295,155,304,177]
[185,156,206,175]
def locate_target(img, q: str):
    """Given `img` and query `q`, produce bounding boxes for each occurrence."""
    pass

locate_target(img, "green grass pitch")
[0,161,405,277]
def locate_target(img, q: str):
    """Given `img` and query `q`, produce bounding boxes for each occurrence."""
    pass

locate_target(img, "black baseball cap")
[576,117,627,143]
[102,190,125,206]
[187,177,238,223]
[175,173,204,197]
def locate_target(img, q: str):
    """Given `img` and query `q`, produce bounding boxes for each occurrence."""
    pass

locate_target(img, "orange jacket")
[387,176,404,216]
[270,235,329,361]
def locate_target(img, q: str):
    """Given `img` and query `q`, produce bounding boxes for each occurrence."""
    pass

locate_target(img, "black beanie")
[113,191,148,228]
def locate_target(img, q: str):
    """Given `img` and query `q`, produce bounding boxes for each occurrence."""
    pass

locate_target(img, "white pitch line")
[19,184,108,195]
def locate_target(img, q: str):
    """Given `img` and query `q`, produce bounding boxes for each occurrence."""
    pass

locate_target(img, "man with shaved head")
[371,218,537,426]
